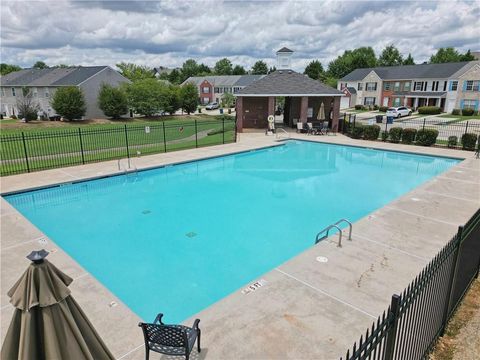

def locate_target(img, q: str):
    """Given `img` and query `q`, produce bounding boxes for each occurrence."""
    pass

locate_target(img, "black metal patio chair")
[139,313,201,360]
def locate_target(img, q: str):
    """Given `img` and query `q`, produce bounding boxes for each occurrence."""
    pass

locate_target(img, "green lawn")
[437,114,480,123]
[0,115,236,176]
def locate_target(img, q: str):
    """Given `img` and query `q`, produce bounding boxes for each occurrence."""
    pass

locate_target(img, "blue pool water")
[4,141,459,323]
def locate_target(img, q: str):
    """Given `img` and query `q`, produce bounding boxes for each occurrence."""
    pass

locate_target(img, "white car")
[205,102,219,110]
[386,107,412,118]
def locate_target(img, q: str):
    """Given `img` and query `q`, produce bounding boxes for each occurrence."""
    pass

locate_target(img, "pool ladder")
[315,219,352,248]
[275,128,291,141]
[117,158,138,175]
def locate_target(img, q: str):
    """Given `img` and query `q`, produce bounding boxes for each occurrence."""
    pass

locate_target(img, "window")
[364,97,376,105]
[233,87,241,93]
[462,99,477,109]
[33,87,38,97]
[203,97,209,104]
[465,80,480,91]
[358,82,363,90]
[11,88,16,96]
[451,81,458,91]
[404,82,411,91]
[214,87,219,93]
[45,89,50,98]
[202,86,210,94]
[0,88,4,97]
[414,82,423,91]
[432,81,439,91]
[393,97,401,106]
[394,82,400,91]
[366,82,377,91]
[383,82,391,91]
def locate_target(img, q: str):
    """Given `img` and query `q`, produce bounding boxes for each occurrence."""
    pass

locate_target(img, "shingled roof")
[277,47,294,53]
[0,66,111,86]
[236,70,343,96]
[340,62,473,81]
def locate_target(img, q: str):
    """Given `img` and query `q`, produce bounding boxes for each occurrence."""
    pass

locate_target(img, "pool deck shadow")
[1,132,479,359]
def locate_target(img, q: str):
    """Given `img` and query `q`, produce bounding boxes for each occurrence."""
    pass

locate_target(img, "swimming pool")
[4,140,459,323]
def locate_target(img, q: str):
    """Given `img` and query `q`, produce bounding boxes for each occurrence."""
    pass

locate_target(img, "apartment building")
[0,66,129,119]
[182,75,265,105]
[339,61,480,112]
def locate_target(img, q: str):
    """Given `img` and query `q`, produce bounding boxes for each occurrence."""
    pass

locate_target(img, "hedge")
[379,106,389,113]
[461,133,478,150]
[451,108,461,115]
[401,128,417,144]
[381,130,389,141]
[416,128,439,146]
[350,125,364,139]
[389,127,403,143]
[447,136,458,148]
[417,106,441,115]
[461,108,475,116]
[355,105,365,110]
[363,125,381,140]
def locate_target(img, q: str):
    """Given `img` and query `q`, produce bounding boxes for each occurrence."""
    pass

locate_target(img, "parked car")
[386,107,412,118]
[205,102,219,110]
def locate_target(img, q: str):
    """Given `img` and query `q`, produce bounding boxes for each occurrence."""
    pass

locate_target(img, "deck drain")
[185,232,197,238]
[316,256,329,263]
[142,210,151,215]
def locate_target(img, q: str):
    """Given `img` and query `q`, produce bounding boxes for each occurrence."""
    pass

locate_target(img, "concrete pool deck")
[1,132,479,359]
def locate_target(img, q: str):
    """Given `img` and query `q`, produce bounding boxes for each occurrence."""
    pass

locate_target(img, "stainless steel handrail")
[315,224,343,247]
[275,128,290,140]
[334,218,353,240]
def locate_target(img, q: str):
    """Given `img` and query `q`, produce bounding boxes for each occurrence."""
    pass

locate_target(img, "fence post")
[385,120,388,134]
[384,294,401,360]
[163,122,167,152]
[440,226,463,335]
[21,132,30,173]
[353,114,356,129]
[124,124,130,158]
[222,117,225,144]
[194,120,198,148]
[78,128,85,164]
[422,118,426,131]
[465,121,469,135]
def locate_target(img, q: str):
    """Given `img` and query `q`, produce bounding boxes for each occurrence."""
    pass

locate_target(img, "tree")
[116,62,155,82]
[97,84,128,119]
[268,66,277,74]
[124,78,167,117]
[179,82,198,114]
[180,59,200,81]
[0,63,21,75]
[251,60,268,75]
[197,63,211,75]
[304,60,324,80]
[232,65,246,75]
[429,47,474,64]
[33,61,48,69]
[327,47,377,79]
[214,58,233,75]
[403,53,415,65]
[378,45,403,66]
[163,85,181,115]
[221,93,235,108]
[168,69,182,84]
[16,87,40,122]
[51,86,86,120]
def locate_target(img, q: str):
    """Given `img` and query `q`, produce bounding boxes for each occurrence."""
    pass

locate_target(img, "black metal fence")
[342,113,480,149]
[0,118,237,176]
[341,208,480,360]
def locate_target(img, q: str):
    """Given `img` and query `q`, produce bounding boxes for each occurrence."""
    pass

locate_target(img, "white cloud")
[1,0,479,70]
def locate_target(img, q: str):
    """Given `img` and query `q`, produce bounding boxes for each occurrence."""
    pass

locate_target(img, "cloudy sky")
[1,0,479,71]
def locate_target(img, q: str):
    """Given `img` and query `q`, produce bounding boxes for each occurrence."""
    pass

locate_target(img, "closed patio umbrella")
[1,250,115,360]
[317,102,326,121]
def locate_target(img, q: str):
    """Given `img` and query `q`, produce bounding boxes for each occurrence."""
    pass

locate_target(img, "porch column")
[236,97,244,133]
[300,96,308,123]
[268,96,275,116]
[331,96,340,132]
[414,98,419,109]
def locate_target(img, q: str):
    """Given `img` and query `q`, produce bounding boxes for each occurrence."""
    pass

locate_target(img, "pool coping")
[1,132,479,359]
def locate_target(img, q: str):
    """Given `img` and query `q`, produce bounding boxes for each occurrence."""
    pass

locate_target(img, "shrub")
[461,107,475,116]
[379,106,389,113]
[416,128,439,146]
[350,125,364,139]
[124,79,167,117]
[97,84,128,119]
[417,106,441,115]
[179,83,199,114]
[447,136,458,148]
[401,128,417,144]
[461,133,478,151]
[389,127,403,143]
[354,105,365,110]
[373,104,379,110]
[381,130,388,141]
[363,125,381,140]
[51,86,86,120]
[451,108,461,115]
[10,114,17,119]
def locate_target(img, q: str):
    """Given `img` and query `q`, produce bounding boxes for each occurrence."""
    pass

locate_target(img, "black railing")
[341,208,480,360]
[341,113,480,149]
[0,118,236,176]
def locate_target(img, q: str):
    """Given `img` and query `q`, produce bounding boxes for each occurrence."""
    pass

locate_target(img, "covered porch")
[405,92,447,111]
[235,70,344,132]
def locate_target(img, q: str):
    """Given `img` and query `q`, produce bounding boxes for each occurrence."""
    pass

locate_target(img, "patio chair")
[296,122,304,133]
[319,121,329,135]
[307,122,317,135]
[138,313,201,360]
